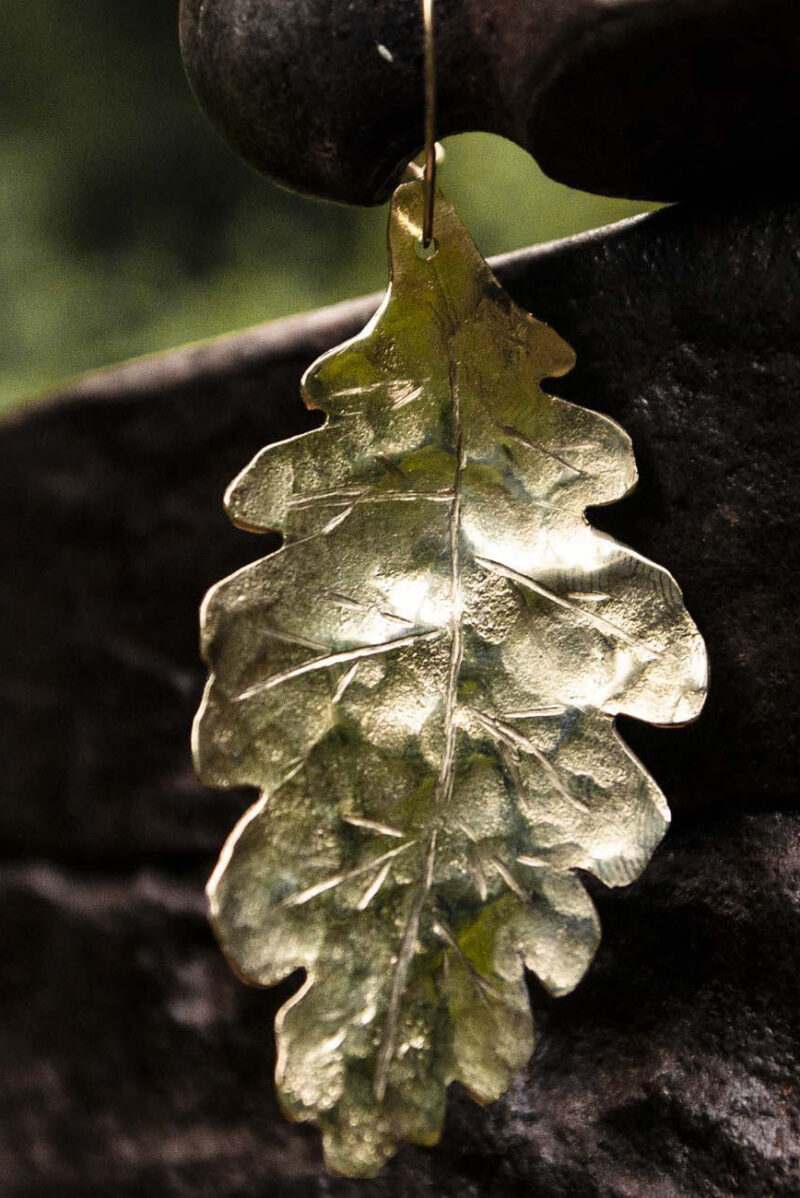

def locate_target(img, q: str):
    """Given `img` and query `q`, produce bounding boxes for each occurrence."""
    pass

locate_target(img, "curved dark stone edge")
[2,810,797,1195]
[179,0,800,205]
[0,198,797,867]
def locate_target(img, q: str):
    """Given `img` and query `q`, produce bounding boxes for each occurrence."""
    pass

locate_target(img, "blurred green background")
[0,0,654,413]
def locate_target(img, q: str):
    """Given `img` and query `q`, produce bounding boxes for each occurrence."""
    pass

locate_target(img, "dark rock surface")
[1,198,797,861]
[1,813,798,1195]
[180,0,800,205]
[0,200,798,1193]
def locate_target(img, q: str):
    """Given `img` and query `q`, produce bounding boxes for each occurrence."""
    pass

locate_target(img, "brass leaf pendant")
[193,181,708,1176]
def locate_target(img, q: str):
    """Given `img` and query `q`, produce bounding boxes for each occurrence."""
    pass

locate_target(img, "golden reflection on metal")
[193,181,708,1177]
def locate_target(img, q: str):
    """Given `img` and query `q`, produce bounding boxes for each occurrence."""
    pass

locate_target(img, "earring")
[193,0,707,1176]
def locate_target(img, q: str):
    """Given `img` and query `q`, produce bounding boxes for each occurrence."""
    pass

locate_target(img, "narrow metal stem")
[421,0,437,246]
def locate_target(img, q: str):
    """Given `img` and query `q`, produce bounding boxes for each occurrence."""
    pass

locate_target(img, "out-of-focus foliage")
[0,1,654,411]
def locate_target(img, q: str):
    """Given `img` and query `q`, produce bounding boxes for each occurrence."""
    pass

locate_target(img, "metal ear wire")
[420,0,437,247]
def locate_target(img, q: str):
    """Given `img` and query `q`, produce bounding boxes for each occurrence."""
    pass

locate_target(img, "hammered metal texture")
[193,181,708,1176]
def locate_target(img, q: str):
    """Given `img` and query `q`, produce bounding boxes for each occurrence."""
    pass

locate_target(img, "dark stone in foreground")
[0,199,797,861]
[0,200,798,1193]
[180,0,800,205]
[1,813,797,1195]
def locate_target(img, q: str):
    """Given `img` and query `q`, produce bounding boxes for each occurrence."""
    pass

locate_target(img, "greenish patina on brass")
[193,180,707,1176]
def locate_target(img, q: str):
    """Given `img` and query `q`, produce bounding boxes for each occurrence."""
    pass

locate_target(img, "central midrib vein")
[373,358,465,1102]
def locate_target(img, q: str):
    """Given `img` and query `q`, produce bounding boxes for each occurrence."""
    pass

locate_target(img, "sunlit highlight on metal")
[193,181,708,1177]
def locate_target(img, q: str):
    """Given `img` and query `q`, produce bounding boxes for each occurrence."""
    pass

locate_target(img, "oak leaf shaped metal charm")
[193,181,708,1176]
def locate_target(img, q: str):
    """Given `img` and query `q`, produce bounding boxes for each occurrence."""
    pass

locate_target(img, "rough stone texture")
[0,201,798,1193]
[1,813,797,1196]
[180,0,800,205]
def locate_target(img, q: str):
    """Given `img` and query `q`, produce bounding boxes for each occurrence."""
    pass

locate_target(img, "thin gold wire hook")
[420,0,437,246]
